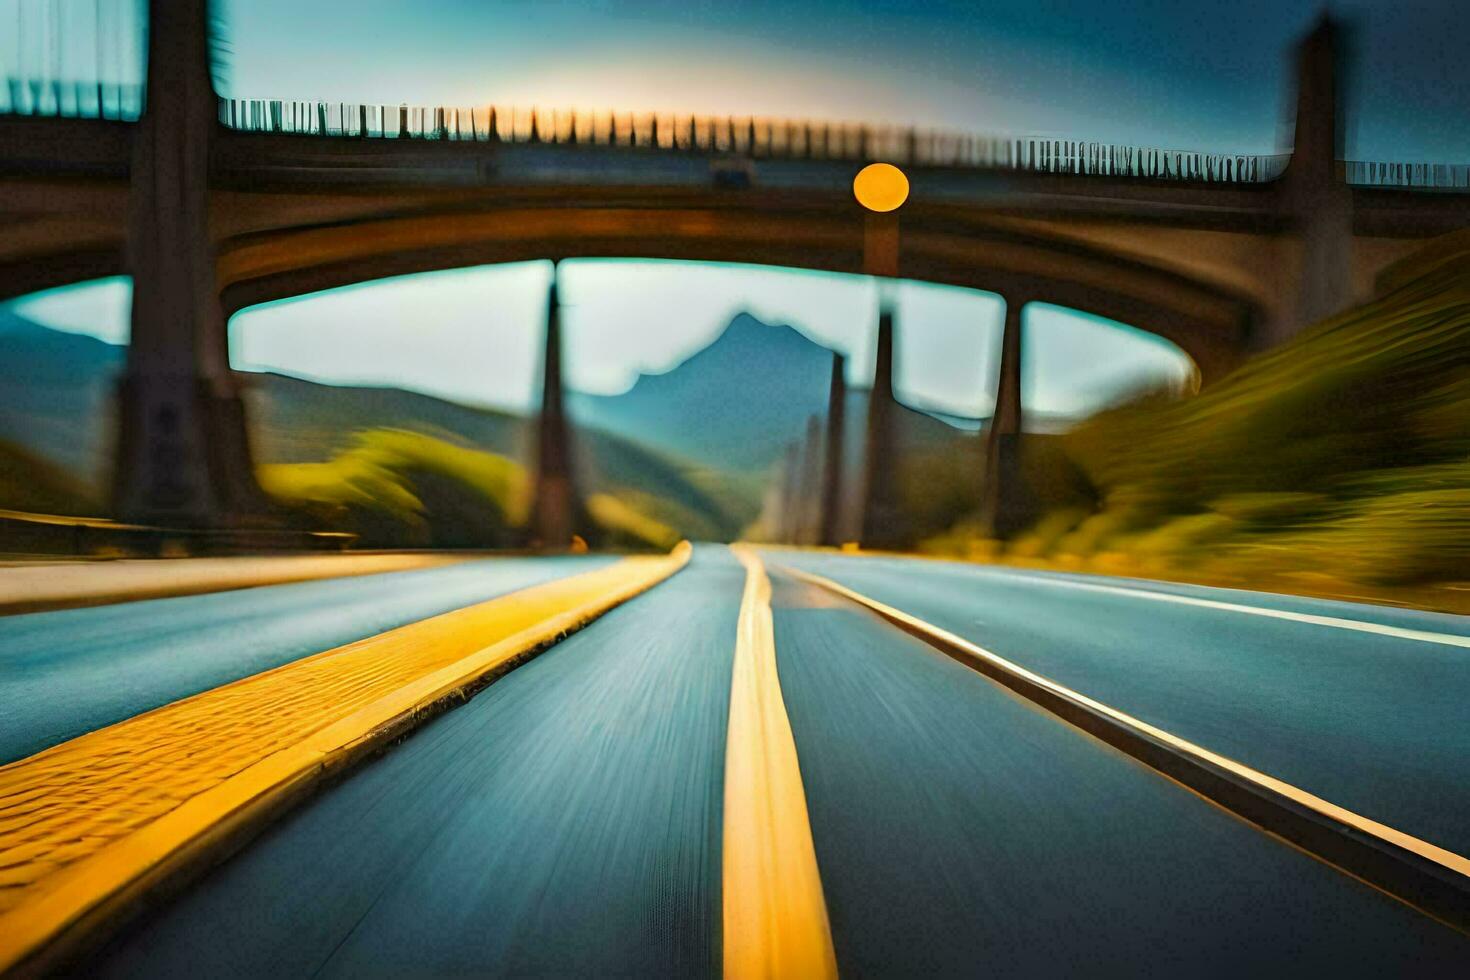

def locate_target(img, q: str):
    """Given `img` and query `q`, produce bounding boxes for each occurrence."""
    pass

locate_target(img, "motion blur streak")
[764,566,1470,974]
[953,569,1470,648]
[0,556,616,764]
[87,548,743,976]
[783,564,1470,893]
[773,551,1470,861]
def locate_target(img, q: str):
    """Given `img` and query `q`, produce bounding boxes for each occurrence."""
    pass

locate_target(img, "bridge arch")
[212,201,1253,384]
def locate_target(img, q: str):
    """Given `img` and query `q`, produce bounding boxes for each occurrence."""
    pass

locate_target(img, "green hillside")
[0,439,101,516]
[0,313,754,542]
[248,373,752,542]
[925,234,1470,601]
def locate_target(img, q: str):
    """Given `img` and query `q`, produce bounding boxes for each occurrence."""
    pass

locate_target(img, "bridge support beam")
[818,352,847,546]
[980,298,1030,538]
[531,278,585,548]
[858,309,909,550]
[1279,15,1354,342]
[794,413,823,545]
[777,441,802,544]
[114,0,264,527]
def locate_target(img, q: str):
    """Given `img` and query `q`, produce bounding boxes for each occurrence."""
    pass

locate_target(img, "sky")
[1,1,1467,159]
[12,263,1193,419]
[208,0,1468,162]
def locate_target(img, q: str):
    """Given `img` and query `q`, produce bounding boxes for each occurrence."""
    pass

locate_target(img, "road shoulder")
[0,544,690,975]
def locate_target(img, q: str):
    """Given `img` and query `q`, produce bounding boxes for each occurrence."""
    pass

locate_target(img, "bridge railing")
[0,79,143,121]
[215,98,1295,185]
[5,79,1464,191]
[0,0,146,121]
[1344,160,1470,190]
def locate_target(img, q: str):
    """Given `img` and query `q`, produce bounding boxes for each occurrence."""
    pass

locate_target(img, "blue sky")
[2,1,1466,158]
[13,262,1193,419]
[207,0,1468,161]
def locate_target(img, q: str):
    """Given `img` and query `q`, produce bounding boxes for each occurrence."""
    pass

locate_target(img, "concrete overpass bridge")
[1,1,1467,541]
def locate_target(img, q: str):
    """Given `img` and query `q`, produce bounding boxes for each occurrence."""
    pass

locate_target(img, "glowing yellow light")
[853,162,909,212]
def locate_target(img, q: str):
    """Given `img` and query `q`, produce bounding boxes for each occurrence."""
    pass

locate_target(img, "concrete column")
[778,441,802,544]
[818,352,847,546]
[863,212,899,278]
[1281,15,1353,340]
[531,278,583,547]
[980,298,1028,538]
[794,413,823,545]
[858,309,909,549]
[114,0,263,527]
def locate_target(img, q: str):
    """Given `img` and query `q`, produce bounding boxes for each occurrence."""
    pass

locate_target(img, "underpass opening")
[0,262,1197,558]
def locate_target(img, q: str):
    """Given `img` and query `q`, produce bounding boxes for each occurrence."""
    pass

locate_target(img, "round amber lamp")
[853,162,909,212]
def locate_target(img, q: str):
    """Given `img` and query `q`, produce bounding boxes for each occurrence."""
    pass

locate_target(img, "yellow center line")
[781,563,1470,930]
[723,546,838,980]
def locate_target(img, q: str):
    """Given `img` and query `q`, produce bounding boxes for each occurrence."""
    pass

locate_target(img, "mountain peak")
[664,311,832,377]
[571,311,838,469]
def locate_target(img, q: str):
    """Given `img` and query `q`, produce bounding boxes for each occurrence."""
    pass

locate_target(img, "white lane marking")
[902,563,1470,650]
[783,565,1470,885]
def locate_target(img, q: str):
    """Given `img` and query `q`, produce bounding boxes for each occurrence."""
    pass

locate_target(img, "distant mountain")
[570,313,834,470]
[248,372,755,539]
[570,312,968,473]
[0,310,1000,540]
[0,308,122,488]
[0,316,752,537]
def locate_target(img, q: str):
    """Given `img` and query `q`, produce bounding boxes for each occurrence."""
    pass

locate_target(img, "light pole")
[853,162,908,277]
[852,163,910,549]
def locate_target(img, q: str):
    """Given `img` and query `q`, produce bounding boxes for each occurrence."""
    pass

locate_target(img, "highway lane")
[0,555,613,764]
[768,571,1470,976]
[89,547,741,978]
[82,545,1469,976]
[1009,566,1470,637]
[771,551,1470,861]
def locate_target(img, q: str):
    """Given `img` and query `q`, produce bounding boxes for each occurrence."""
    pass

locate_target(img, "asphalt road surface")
[0,555,612,763]
[770,551,1470,859]
[83,547,1469,977]
[92,547,742,978]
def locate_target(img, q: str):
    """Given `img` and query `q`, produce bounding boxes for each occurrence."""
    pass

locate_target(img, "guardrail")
[1345,160,1470,190]
[3,81,1465,190]
[0,79,143,121]
[213,98,1293,183]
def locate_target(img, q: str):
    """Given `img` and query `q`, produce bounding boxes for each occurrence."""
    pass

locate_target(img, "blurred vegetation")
[260,428,679,551]
[0,439,101,516]
[921,236,1470,605]
[585,493,680,551]
[248,374,752,541]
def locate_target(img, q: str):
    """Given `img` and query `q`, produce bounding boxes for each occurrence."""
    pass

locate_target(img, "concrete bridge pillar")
[114,0,264,526]
[1279,15,1354,342]
[531,279,584,547]
[778,441,802,544]
[980,297,1029,538]
[818,352,847,547]
[794,413,823,545]
[859,309,909,550]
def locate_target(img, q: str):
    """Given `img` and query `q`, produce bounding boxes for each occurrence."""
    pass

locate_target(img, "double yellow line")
[4,543,840,978]
[722,546,838,980]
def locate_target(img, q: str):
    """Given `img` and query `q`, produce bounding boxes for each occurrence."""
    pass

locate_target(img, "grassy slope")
[924,236,1470,603]
[248,373,753,541]
[0,439,100,516]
